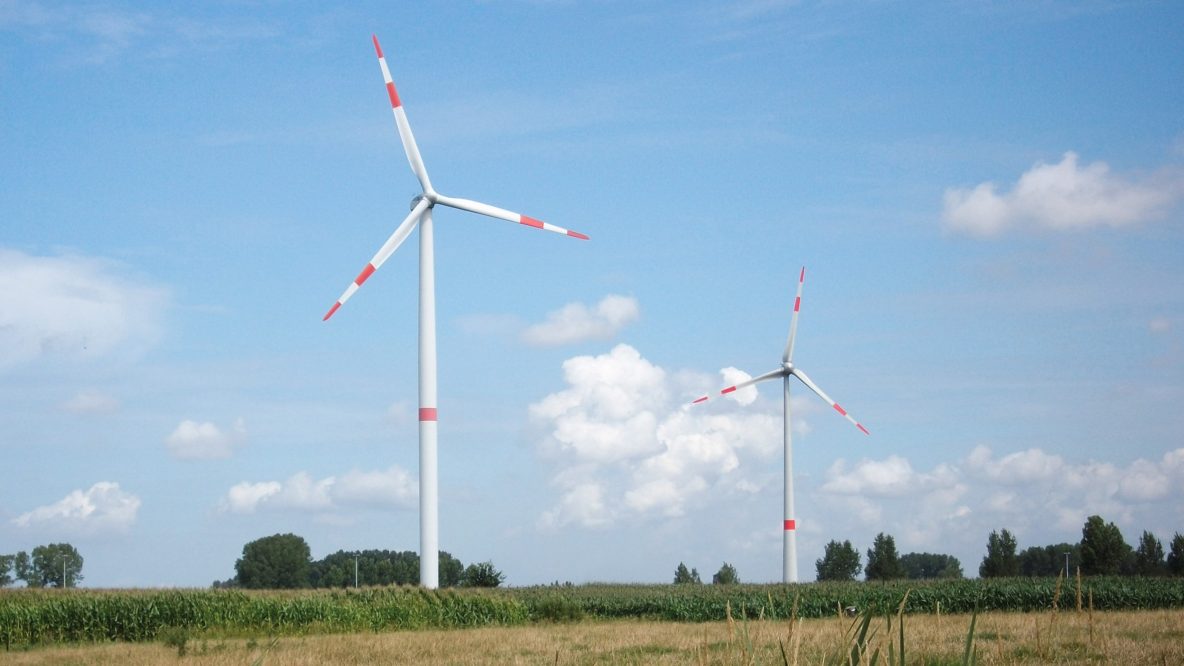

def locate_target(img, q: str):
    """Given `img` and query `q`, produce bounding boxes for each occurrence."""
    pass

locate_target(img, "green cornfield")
[3,577,1183,649]
[0,587,528,648]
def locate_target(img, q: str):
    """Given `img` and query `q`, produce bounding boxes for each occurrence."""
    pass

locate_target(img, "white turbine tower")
[692,267,868,584]
[324,35,589,589]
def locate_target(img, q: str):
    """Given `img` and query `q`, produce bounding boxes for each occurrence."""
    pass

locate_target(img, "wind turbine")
[324,35,589,589]
[691,267,867,583]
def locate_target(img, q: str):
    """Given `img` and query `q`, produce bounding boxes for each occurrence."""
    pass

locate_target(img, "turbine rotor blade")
[783,266,805,362]
[434,194,589,240]
[791,367,869,435]
[372,35,433,194]
[691,367,786,404]
[323,197,432,321]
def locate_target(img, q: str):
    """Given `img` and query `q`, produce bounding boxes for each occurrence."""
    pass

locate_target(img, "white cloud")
[13,482,140,535]
[531,344,783,527]
[61,390,120,415]
[222,466,418,515]
[821,446,1184,545]
[165,418,246,460]
[522,295,639,347]
[942,152,1183,236]
[0,249,167,370]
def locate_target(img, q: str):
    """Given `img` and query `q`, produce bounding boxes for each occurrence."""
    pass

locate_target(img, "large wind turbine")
[692,267,867,583]
[324,35,589,589]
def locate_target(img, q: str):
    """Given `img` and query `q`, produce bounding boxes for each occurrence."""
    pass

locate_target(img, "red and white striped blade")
[690,367,785,405]
[372,35,433,194]
[791,367,870,435]
[433,194,590,240]
[323,197,431,321]
[783,266,805,363]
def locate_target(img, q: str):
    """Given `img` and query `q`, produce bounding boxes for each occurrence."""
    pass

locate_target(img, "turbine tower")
[324,35,589,589]
[692,267,867,583]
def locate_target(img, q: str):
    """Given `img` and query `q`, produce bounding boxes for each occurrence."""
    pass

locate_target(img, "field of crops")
[3,576,1183,649]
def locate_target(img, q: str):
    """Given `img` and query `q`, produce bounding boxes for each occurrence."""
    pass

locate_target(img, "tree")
[0,554,13,587]
[235,533,312,589]
[1018,543,1079,577]
[712,562,739,585]
[816,540,862,582]
[865,533,904,581]
[900,552,963,579]
[979,529,1020,578]
[30,544,84,588]
[1133,531,1166,576]
[460,561,505,588]
[673,562,700,584]
[1080,515,1130,576]
[439,551,465,587]
[1168,533,1184,577]
[14,552,33,587]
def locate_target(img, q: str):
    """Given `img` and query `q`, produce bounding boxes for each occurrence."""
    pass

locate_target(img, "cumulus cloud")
[531,344,782,528]
[61,390,120,415]
[222,466,418,515]
[821,446,1184,544]
[942,152,1183,236]
[165,418,246,460]
[13,482,140,535]
[522,295,639,347]
[0,249,167,369]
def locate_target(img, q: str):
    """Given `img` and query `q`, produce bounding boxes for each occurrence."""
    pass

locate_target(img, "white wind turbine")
[692,267,868,583]
[324,35,589,589]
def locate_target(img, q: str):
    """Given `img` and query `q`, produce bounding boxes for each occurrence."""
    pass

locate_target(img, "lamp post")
[1064,551,1070,578]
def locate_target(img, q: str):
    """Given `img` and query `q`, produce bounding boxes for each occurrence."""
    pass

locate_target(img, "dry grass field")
[5,609,1182,665]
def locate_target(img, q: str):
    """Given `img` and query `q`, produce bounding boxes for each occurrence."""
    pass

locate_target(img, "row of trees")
[218,533,505,589]
[980,517,1184,578]
[816,516,1184,582]
[0,544,83,588]
[673,561,739,584]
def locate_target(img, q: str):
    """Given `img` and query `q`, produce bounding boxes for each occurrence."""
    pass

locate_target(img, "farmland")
[3,576,1184,651]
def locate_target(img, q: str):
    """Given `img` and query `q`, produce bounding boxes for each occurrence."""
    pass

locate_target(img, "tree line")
[0,544,83,588]
[214,533,506,589]
[816,515,1184,582]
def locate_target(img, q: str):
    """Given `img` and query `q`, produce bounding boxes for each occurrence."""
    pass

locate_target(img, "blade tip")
[372,34,383,57]
[691,396,709,405]
[323,302,342,321]
[568,230,590,241]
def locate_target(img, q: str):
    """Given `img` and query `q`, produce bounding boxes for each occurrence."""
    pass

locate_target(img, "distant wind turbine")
[692,267,868,583]
[324,35,589,589]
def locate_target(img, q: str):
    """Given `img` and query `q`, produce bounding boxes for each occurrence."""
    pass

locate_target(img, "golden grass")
[4,609,1183,665]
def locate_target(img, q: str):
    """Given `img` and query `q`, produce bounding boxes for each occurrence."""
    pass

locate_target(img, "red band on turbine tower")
[784,520,796,531]
[419,408,437,422]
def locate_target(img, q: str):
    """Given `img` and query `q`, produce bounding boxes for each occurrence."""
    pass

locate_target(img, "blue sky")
[2,0,1182,587]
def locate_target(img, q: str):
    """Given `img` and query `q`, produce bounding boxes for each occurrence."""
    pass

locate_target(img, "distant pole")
[1064,551,1070,578]
[61,555,66,588]
[355,555,359,588]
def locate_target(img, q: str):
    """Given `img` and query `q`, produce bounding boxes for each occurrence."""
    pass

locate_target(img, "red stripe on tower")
[386,82,402,109]
[520,215,544,229]
[784,520,796,531]
[419,408,438,422]
[355,263,377,286]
